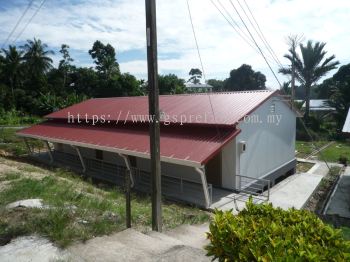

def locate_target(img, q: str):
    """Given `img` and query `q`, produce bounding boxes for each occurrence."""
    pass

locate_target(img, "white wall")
[221,138,236,189]
[235,97,296,185]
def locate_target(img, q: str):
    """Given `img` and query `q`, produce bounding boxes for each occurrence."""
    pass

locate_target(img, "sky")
[0,0,349,89]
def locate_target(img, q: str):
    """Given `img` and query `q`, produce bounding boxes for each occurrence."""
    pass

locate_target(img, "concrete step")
[163,225,209,249]
[68,234,153,262]
[146,231,184,246]
[153,245,211,262]
[111,228,176,255]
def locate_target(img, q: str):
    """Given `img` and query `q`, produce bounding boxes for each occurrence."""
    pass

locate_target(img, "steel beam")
[118,153,134,187]
[73,146,86,173]
[195,167,211,208]
[45,141,53,164]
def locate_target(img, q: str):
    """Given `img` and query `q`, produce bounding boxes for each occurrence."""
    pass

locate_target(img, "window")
[95,150,104,160]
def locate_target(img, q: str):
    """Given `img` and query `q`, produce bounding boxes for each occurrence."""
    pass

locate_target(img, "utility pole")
[145,0,162,232]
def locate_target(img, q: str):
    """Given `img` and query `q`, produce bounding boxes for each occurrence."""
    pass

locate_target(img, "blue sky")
[1,0,350,88]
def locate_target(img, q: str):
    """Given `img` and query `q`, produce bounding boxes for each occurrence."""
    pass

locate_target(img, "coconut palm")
[279,40,339,121]
[21,38,54,77]
[1,45,24,98]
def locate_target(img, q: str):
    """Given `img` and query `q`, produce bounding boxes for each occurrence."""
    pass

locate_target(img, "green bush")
[206,199,350,261]
[0,109,41,126]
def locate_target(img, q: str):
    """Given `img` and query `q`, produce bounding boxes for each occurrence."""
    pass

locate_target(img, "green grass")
[0,110,42,126]
[319,141,350,163]
[296,162,314,173]
[0,171,21,182]
[295,140,329,158]
[296,140,350,163]
[0,128,44,156]
[0,168,210,247]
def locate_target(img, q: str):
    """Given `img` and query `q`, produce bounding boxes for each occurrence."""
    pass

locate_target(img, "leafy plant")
[339,155,348,166]
[206,199,350,261]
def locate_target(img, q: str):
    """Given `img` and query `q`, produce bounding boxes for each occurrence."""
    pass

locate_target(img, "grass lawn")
[0,128,44,156]
[0,158,210,247]
[296,140,350,163]
[296,161,314,173]
[319,141,350,163]
[295,140,329,158]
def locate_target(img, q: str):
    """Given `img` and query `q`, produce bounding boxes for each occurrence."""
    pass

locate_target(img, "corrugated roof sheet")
[342,108,350,133]
[46,90,277,126]
[18,122,240,167]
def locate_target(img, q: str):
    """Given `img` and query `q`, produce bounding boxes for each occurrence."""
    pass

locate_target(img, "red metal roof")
[46,90,277,126]
[17,122,240,167]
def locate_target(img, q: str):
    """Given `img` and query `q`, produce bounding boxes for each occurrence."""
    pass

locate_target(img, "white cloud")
[1,0,349,87]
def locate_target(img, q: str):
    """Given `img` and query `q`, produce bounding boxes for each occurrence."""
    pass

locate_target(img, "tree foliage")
[158,74,186,95]
[224,64,266,91]
[188,68,202,84]
[0,39,142,115]
[280,40,339,121]
[321,64,350,129]
[88,40,120,77]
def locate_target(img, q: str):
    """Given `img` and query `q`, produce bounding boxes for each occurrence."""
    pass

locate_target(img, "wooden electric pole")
[145,0,162,232]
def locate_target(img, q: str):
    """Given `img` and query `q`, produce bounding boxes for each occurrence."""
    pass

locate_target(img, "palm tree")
[1,45,24,99]
[21,38,54,77]
[279,40,339,121]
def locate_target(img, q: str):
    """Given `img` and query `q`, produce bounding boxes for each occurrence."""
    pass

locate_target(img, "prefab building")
[17,90,297,208]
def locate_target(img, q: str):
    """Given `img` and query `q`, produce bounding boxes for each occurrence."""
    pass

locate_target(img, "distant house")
[342,108,350,134]
[17,90,297,208]
[301,99,335,112]
[185,83,213,93]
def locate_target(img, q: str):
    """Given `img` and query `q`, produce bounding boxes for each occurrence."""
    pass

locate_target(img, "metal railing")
[236,174,271,202]
[131,166,212,207]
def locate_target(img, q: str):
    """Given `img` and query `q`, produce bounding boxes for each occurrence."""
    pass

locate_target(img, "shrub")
[339,155,348,166]
[206,199,350,261]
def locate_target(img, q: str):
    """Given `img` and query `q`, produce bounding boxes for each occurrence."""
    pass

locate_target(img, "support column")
[195,167,211,208]
[45,141,53,164]
[119,153,134,228]
[73,146,86,173]
[118,154,134,187]
[23,138,33,156]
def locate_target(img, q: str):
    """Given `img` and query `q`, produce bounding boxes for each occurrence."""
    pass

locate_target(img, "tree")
[279,40,339,122]
[88,40,119,78]
[321,64,350,129]
[188,68,202,84]
[158,74,186,95]
[224,64,266,91]
[22,38,54,77]
[58,44,74,88]
[0,46,24,101]
[207,79,225,92]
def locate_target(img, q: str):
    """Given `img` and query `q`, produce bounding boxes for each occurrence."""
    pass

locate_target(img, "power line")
[13,0,47,44]
[1,0,35,49]
[210,0,277,67]
[186,0,207,82]
[238,0,283,67]
[228,0,282,88]
[216,0,251,46]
